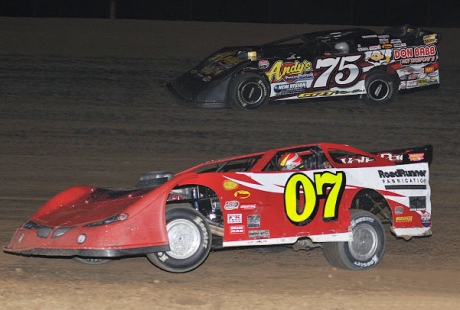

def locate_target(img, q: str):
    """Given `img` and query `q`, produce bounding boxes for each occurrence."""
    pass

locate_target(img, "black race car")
[167,25,440,109]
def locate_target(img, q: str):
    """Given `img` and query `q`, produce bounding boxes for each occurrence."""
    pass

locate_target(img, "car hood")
[31,187,154,227]
[191,48,252,79]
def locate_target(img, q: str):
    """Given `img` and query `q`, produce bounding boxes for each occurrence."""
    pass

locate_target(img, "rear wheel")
[229,73,270,109]
[147,204,212,273]
[363,71,396,105]
[322,210,386,270]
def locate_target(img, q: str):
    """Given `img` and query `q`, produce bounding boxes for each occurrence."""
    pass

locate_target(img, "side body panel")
[176,162,431,247]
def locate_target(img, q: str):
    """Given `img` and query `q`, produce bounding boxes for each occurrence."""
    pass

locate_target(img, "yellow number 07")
[284,171,346,225]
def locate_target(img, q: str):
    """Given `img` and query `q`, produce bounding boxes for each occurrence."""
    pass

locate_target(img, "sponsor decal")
[227,214,243,224]
[382,44,392,49]
[394,45,437,65]
[369,45,381,50]
[234,190,250,199]
[396,216,413,223]
[266,60,312,83]
[202,76,212,82]
[223,180,238,190]
[240,204,257,210]
[378,169,427,189]
[424,66,435,73]
[379,152,403,162]
[395,206,404,215]
[421,212,431,227]
[366,50,392,65]
[409,153,425,162]
[406,80,418,88]
[224,200,239,210]
[298,88,363,98]
[248,230,270,239]
[378,169,427,178]
[209,52,244,68]
[418,79,428,86]
[230,225,245,234]
[258,60,270,69]
[423,34,437,45]
[247,214,261,228]
[274,80,313,94]
[338,155,375,164]
[357,47,369,51]
[409,196,427,210]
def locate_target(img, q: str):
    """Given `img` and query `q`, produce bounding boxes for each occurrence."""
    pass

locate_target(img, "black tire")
[322,210,386,270]
[73,257,111,265]
[229,73,270,110]
[363,71,396,105]
[146,204,212,273]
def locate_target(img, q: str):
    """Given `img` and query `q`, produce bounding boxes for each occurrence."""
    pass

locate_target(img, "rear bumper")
[390,226,432,240]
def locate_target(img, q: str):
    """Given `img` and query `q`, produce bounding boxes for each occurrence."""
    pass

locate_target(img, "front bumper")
[166,74,232,109]
[3,219,170,258]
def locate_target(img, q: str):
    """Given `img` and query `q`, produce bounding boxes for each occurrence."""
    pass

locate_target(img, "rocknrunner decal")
[378,169,428,189]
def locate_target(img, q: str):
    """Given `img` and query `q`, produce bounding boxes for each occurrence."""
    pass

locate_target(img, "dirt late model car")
[168,24,440,109]
[4,143,433,272]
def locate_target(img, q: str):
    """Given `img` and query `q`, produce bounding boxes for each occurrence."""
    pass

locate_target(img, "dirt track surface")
[1,18,459,309]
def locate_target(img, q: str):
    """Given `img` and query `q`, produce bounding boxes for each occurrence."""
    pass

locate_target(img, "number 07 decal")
[284,171,346,225]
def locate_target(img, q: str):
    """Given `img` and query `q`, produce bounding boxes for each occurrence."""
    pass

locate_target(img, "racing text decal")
[284,171,346,226]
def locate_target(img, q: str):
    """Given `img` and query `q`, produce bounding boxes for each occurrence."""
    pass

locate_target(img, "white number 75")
[313,55,362,89]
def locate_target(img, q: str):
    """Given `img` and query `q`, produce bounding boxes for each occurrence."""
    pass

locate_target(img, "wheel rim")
[368,79,390,101]
[239,80,265,105]
[348,223,378,261]
[166,219,201,260]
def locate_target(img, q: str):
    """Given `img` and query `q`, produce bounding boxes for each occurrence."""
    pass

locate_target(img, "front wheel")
[229,73,270,110]
[322,210,386,270]
[363,71,396,105]
[146,204,212,273]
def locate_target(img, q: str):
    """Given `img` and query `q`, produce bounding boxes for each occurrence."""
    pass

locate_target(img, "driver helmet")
[279,153,303,170]
[334,42,350,54]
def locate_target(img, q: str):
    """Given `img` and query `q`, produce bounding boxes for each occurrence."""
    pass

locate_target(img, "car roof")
[262,28,377,47]
[177,142,394,175]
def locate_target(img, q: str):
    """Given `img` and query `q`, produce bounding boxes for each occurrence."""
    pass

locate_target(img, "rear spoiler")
[371,145,433,166]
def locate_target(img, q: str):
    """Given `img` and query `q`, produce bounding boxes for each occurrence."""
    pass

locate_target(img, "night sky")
[1,0,459,28]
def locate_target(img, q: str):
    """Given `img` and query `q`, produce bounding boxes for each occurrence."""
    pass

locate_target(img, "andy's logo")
[266,60,312,83]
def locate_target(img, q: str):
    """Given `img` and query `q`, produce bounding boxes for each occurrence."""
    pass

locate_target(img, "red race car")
[4,143,433,272]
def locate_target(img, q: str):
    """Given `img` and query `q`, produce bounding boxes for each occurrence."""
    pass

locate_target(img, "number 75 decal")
[313,55,363,89]
[284,171,346,225]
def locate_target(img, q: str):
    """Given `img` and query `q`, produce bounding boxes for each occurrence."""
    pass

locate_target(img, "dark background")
[1,0,459,27]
